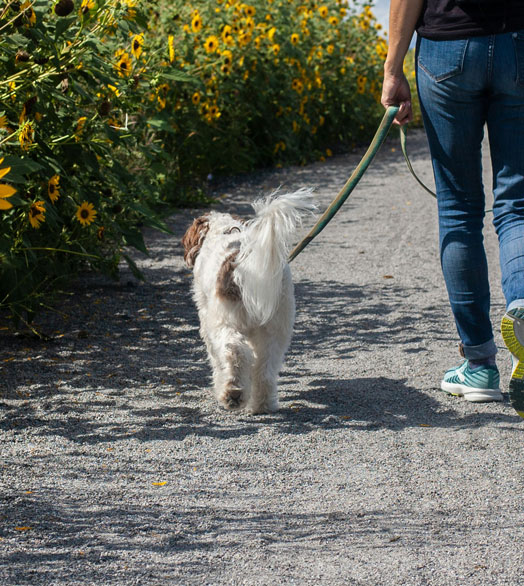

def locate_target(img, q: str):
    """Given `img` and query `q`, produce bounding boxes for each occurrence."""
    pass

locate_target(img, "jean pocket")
[512,31,524,85]
[417,37,468,82]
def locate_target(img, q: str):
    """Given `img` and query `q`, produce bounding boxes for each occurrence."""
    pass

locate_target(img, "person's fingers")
[393,101,412,126]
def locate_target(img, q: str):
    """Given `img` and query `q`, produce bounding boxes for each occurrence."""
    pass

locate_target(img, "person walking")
[381,0,524,417]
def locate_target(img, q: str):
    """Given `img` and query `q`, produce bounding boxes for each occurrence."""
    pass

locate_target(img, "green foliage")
[0,0,392,325]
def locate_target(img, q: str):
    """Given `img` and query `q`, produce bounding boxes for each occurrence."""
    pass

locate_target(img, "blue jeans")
[416,31,524,361]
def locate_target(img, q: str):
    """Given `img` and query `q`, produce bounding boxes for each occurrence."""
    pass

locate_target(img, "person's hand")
[381,71,413,126]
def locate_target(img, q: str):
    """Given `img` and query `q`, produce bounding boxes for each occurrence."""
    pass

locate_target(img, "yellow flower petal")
[152,481,167,486]
[0,184,16,198]
[0,166,11,179]
[0,199,13,210]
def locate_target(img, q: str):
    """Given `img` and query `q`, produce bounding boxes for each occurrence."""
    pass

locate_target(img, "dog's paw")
[218,385,246,411]
[247,399,279,415]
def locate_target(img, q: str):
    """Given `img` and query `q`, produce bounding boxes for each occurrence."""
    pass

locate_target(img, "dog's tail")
[234,188,316,324]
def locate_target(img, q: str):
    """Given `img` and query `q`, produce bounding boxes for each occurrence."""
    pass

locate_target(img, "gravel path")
[2,129,524,586]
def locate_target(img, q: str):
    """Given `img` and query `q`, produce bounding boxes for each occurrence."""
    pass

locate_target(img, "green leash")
[288,105,437,262]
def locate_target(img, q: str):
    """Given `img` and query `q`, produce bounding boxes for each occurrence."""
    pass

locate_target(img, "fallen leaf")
[152,481,167,486]
[419,424,432,428]
[14,526,32,531]
[383,275,394,279]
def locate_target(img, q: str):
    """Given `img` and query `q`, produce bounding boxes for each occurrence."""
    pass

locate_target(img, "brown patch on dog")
[216,251,241,301]
[181,215,209,267]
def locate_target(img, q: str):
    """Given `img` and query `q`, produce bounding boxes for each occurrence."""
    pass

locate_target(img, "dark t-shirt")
[416,0,524,39]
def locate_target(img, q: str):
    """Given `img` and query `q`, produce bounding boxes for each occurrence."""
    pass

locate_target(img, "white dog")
[182,189,315,414]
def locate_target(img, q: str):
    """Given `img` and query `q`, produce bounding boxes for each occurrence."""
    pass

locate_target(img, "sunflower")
[48,175,60,203]
[0,158,16,211]
[267,27,276,42]
[116,50,132,77]
[290,33,299,45]
[20,1,36,26]
[131,34,144,59]
[205,104,221,122]
[271,43,280,56]
[329,16,339,26]
[168,35,175,63]
[122,0,137,20]
[221,49,233,66]
[204,35,219,53]
[29,201,46,229]
[80,0,95,15]
[191,13,202,33]
[18,121,34,150]
[244,4,256,17]
[156,83,169,110]
[75,201,97,226]
[291,78,304,93]
[75,116,87,141]
[318,5,328,18]
[222,25,234,45]
[191,92,201,106]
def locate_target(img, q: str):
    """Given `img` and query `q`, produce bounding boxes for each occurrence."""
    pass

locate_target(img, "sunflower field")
[0,0,391,326]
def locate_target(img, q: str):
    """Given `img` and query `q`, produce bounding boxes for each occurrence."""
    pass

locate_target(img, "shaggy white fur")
[182,188,315,414]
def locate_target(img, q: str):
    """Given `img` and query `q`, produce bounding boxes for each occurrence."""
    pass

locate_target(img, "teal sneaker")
[441,360,502,403]
[501,307,524,419]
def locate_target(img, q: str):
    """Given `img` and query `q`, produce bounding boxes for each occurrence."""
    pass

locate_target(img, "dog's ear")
[182,215,209,268]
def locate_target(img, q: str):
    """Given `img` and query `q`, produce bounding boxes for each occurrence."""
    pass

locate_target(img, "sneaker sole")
[440,380,503,403]
[501,308,524,418]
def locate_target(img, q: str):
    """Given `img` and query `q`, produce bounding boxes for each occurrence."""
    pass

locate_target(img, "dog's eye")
[225,226,241,234]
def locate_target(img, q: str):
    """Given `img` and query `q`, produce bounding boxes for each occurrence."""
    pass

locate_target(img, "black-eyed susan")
[29,201,45,229]
[131,33,144,59]
[0,158,16,211]
[75,201,97,226]
[18,121,34,150]
[191,13,202,33]
[329,16,339,26]
[204,35,219,53]
[290,33,300,46]
[115,50,132,77]
[0,114,8,130]
[244,4,255,17]
[272,43,280,56]
[318,5,328,18]
[48,175,60,203]
[168,35,175,63]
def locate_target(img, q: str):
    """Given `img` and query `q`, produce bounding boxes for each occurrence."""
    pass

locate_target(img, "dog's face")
[181,215,209,268]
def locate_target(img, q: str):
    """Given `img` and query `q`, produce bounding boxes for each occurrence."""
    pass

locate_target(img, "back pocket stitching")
[418,39,469,83]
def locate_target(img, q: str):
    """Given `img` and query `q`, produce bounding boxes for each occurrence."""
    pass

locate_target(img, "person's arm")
[381,0,424,125]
